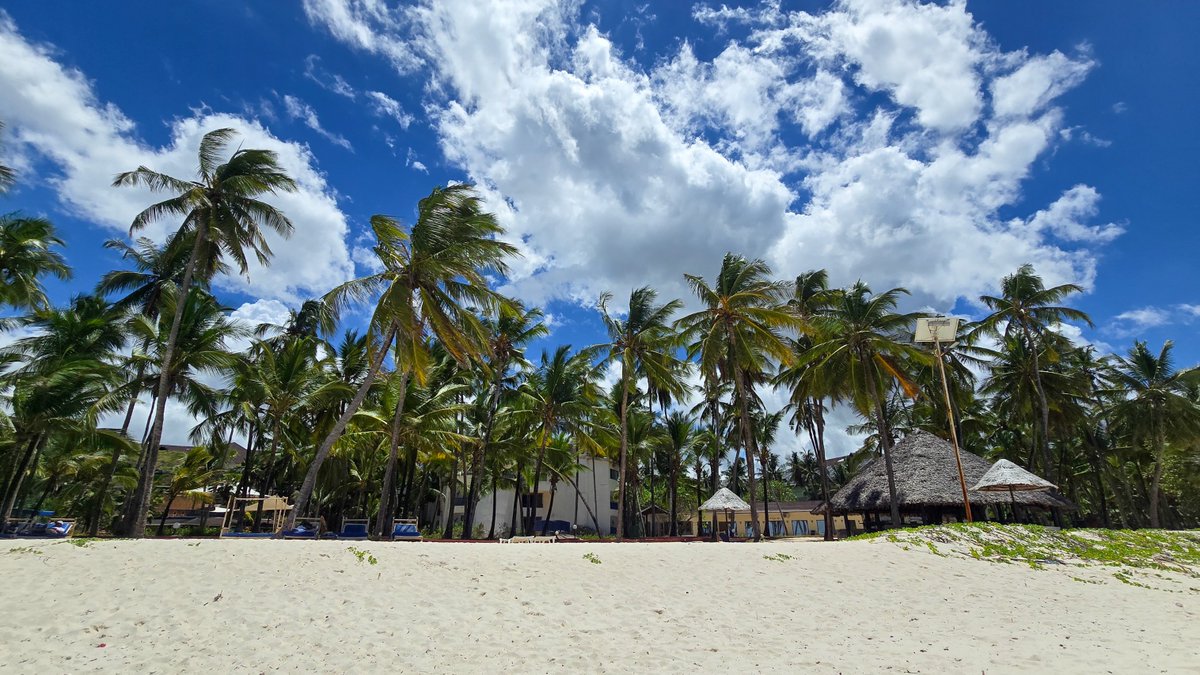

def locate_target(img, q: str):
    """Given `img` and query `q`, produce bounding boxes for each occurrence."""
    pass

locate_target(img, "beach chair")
[390,518,422,541]
[35,519,76,538]
[337,518,370,540]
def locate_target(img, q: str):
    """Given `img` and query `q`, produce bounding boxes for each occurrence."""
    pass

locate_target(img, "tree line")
[1,126,1197,541]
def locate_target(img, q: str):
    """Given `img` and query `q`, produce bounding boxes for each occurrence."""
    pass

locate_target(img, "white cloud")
[0,13,356,303]
[303,54,357,99]
[282,94,353,150]
[1107,305,1200,339]
[1024,185,1122,243]
[365,90,414,128]
[299,0,1113,316]
[991,50,1092,119]
[301,0,421,73]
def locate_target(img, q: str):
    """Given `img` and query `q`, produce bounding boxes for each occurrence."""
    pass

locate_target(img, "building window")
[520,494,544,509]
[792,520,808,536]
[609,468,619,480]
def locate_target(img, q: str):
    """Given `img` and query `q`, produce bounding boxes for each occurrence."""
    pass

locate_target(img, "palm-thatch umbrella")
[973,459,1056,509]
[816,431,1073,522]
[699,488,750,539]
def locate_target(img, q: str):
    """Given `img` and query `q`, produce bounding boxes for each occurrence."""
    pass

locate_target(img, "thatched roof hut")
[817,431,1074,516]
[699,488,751,513]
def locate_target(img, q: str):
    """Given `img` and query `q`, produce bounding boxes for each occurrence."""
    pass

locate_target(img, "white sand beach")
[1,537,1196,674]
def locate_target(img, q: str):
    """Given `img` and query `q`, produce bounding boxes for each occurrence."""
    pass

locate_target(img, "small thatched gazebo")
[816,431,1074,526]
[699,488,751,539]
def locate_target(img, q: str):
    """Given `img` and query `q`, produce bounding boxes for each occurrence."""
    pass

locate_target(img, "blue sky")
[1,1,1197,453]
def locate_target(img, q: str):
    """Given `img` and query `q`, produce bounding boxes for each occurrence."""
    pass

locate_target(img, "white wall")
[445,456,618,537]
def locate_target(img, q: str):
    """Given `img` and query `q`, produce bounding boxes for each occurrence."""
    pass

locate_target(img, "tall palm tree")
[510,345,604,534]
[461,302,547,538]
[290,185,516,535]
[677,253,800,541]
[155,446,218,536]
[659,410,695,536]
[596,286,684,539]
[798,282,926,527]
[975,264,1092,481]
[1105,341,1200,528]
[113,127,297,537]
[0,215,71,311]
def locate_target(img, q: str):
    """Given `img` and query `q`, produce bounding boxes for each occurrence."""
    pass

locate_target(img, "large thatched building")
[817,431,1074,525]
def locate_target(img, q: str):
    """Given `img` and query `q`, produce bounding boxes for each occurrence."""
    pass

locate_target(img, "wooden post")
[935,336,972,523]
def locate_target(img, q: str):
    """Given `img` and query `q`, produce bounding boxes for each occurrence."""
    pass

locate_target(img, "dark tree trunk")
[540,479,558,535]
[488,471,499,539]
[374,370,411,539]
[288,323,398,530]
[441,452,459,539]
[731,365,763,541]
[616,366,630,540]
[863,362,902,527]
[1,435,43,527]
[125,224,207,538]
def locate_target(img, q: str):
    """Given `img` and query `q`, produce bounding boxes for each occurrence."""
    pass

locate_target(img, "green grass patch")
[583,552,602,565]
[346,546,378,565]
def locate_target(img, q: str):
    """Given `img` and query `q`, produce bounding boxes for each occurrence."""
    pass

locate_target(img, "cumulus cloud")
[1107,304,1200,339]
[301,0,421,73]
[0,12,356,303]
[282,94,354,150]
[303,0,1111,316]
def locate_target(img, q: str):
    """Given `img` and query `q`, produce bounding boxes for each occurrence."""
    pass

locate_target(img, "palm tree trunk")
[441,452,459,539]
[811,399,835,541]
[709,420,720,541]
[510,460,523,536]
[374,369,411,539]
[616,363,630,540]
[255,424,283,532]
[125,223,207,538]
[1,435,43,527]
[541,479,558,535]
[288,323,397,530]
[1149,419,1166,529]
[156,489,177,536]
[730,366,763,542]
[591,454,601,536]
[668,453,679,537]
[488,471,499,539]
[527,426,553,535]
[561,471,602,533]
[863,361,902,527]
[463,363,507,539]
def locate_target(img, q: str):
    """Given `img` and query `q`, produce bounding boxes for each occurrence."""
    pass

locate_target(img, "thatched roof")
[699,488,751,512]
[818,431,1075,514]
[973,459,1056,491]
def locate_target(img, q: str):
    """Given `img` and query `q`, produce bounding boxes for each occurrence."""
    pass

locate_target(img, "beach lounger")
[499,535,556,543]
[390,518,422,541]
[338,518,370,540]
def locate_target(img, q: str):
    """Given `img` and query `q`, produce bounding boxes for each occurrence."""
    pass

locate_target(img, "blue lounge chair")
[338,519,370,540]
[391,518,422,541]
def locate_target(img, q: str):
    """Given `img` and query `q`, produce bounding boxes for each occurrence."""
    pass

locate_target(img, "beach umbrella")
[699,488,750,538]
[972,459,1056,509]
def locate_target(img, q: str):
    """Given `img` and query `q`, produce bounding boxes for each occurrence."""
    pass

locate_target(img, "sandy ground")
[0,537,1196,674]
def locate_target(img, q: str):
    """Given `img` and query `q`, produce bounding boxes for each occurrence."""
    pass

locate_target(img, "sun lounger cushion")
[340,523,369,538]
[392,523,419,538]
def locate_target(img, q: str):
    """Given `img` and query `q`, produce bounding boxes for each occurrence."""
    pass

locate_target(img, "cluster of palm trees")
[1,126,1197,542]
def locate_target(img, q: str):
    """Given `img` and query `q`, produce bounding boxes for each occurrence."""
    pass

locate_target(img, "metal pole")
[935,336,972,523]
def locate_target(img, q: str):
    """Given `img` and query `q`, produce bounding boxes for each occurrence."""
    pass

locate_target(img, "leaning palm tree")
[974,264,1092,481]
[0,215,71,311]
[1104,341,1200,528]
[113,127,297,537]
[596,287,684,539]
[677,253,800,541]
[289,185,517,535]
[798,282,927,528]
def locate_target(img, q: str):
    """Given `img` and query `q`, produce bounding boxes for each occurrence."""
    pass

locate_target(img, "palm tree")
[0,215,71,311]
[0,296,127,525]
[677,253,799,541]
[510,345,604,534]
[798,282,926,527]
[975,264,1092,481]
[596,287,684,539]
[658,410,695,536]
[113,127,297,537]
[461,302,547,538]
[290,185,516,536]
[1105,341,1200,528]
[155,446,218,536]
